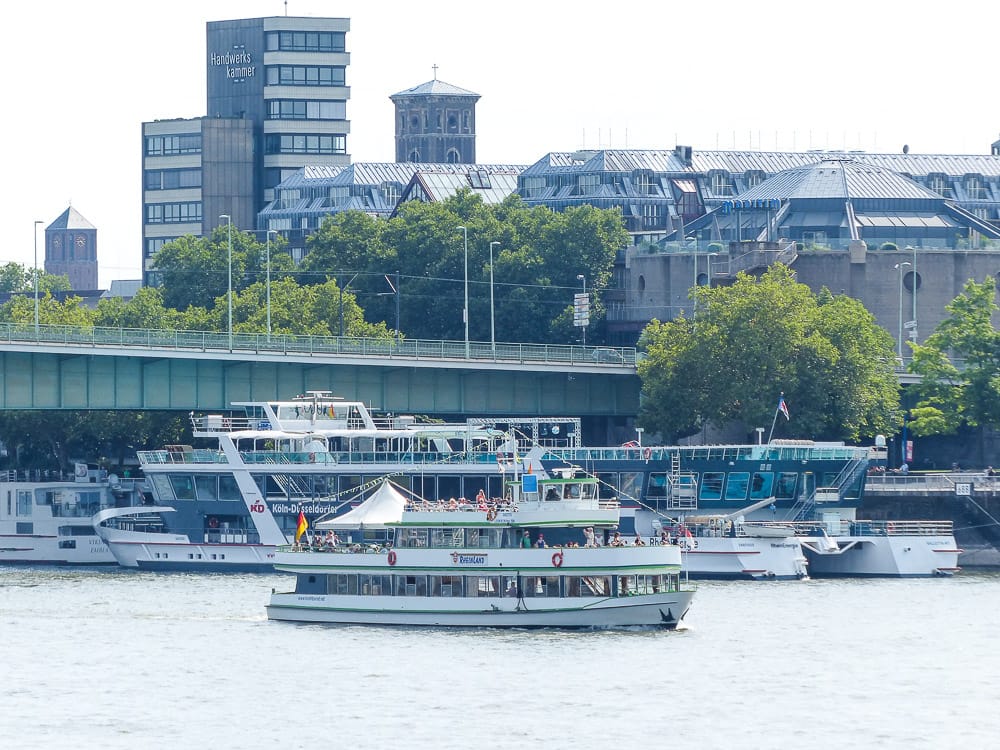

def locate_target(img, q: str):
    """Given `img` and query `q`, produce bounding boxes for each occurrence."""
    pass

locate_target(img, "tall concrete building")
[142,15,351,284]
[390,75,479,164]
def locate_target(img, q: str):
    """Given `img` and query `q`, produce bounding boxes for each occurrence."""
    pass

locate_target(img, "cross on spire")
[432,64,438,80]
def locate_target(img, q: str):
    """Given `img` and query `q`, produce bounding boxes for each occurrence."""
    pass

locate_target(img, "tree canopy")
[637,265,901,442]
[907,278,1000,449]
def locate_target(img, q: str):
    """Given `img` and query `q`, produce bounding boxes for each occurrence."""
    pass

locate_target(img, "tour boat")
[266,471,695,629]
[1,467,145,565]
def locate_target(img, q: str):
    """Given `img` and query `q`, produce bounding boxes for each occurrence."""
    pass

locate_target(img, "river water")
[2,566,998,750]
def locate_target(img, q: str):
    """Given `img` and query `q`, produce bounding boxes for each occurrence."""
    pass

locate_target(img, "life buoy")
[486,508,498,522]
[208,516,219,529]
[551,551,564,568]
[387,550,397,566]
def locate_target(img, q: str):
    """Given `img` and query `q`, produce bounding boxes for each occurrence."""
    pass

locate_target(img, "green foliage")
[637,265,901,442]
[907,277,1000,437]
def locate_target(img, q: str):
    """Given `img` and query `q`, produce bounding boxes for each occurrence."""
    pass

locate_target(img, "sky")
[5,0,1000,287]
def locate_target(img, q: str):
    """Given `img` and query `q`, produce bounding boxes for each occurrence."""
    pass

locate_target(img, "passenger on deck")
[633,534,645,546]
[521,530,532,548]
[535,533,547,548]
[583,527,596,548]
[610,531,625,547]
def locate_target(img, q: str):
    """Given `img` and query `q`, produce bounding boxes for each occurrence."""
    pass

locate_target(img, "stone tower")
[390,71,480,164]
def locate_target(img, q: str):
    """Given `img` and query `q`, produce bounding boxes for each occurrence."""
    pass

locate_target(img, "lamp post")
[576,274,587,346]
[219,215,233,350]
[456,225,469,358]
[489,241,499,356]
[894,261,911,362]
[265,229,277,341]
[33,219,43,335]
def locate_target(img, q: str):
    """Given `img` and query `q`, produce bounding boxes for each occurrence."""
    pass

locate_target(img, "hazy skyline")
[6,0,1000,287]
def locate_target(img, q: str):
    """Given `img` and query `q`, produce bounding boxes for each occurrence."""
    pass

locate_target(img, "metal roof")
[48,206,95,231]
[736,159,942,202]
[390,79,480,99]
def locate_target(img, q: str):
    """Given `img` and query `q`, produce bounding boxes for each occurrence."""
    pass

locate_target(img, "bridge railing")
[0,323,636,366]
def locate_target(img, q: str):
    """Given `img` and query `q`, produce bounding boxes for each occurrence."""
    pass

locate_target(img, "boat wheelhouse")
[266,471,695,629]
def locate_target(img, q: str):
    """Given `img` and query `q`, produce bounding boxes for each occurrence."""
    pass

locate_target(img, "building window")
[928,174,952,198]
[146,237,179,259]
[381,182,400,205]
[642,204,661,228]
[408,150,420,162]
[633,171,654,195]
[446,148,461,164]
[145,202,203,225]
[521,177,546,198]
[265,65,346,87]
[264,134,347,155]
[462,111,470,131]
[267,100,347,120]
[966,175,986,200]
[710,172,733,196]
[145,134,201,156]
[578,174,599,195]
[745,170,765,189]
[468,169,491,189]
[145,169,202,190]
[266,31,346,53]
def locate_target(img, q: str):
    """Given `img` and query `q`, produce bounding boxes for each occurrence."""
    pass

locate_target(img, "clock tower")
[45,206,98,290]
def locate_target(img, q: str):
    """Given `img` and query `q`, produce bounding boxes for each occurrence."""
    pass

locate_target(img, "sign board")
[955,482,972,497]
[573,293,590,327]
[522,474,538,493]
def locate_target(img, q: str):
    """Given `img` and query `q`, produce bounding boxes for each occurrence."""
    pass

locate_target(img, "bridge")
[0,323,640,418]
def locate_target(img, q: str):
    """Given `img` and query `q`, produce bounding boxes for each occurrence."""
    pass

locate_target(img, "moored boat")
[1,467,145,565]
[266,471,694,628]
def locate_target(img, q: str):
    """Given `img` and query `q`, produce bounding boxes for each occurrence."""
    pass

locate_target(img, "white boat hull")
[800,534,961,577]
[680,536,808,580]
[0,534,116,565]
[267,590,694,628]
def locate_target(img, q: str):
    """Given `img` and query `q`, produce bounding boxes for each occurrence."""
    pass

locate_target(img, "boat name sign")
[451,552,488,565]
[270,502,340,515]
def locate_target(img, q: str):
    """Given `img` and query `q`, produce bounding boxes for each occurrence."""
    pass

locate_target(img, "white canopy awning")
[316,481,407,529]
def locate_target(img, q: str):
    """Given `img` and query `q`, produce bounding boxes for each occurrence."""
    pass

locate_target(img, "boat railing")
[191,415,262,432]
[138,449,228,465]
[746,519,954,537]
[238,449,502,466]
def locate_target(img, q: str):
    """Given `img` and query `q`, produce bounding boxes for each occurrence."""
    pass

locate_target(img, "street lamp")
[33,219,43,335]
[219,215,233,350]
[489,241,499,356]
[576,274,587,346]
[456,225,469,358]
[265,229,278,340]
[895,261,911,361]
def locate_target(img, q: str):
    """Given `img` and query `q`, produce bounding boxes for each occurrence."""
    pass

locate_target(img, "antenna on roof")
[284,0,288,15]
[432,63,438,80]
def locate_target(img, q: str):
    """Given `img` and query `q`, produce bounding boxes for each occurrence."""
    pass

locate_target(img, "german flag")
[295,510,308,542]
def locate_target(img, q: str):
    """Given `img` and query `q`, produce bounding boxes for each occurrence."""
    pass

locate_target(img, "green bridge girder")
[0,348,640,418]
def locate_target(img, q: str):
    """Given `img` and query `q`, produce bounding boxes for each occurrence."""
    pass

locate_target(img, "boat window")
[647,472,668,498]
[597,473,619,499]
[749,472,774,499]
[438,476,461,501]
[359,574,392,595]
[395,575,427,596]
[544,486,561,502]
[582,576,611,596]
[430,575,464,597]
[329,574,358,595]
[470,575,501,596]
[564,483,582,499]
[581,482,597,500]
[430,528,465,547]
[500,575,519,597]
[401,529,428,548]
[195,476,219,501]
[218,475,240,501]
[620,472,643,504]
[725,472,750,501]
[523,575,559,597]
[775,473,798,499]
[700,472,724,501]
[16,490,31,516]
[169,475,196,500]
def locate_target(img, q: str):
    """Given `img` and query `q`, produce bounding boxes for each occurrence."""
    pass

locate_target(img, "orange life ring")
[208,516,219,529]
[387,550,397,566]
[551,551,564,567]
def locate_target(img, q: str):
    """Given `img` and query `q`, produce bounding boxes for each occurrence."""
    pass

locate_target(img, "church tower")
[45,206,98,290]
[390,69,480,164]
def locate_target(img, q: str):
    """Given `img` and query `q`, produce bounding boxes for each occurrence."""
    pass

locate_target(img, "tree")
[637,265,901,442]
[908,278,1000,461]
